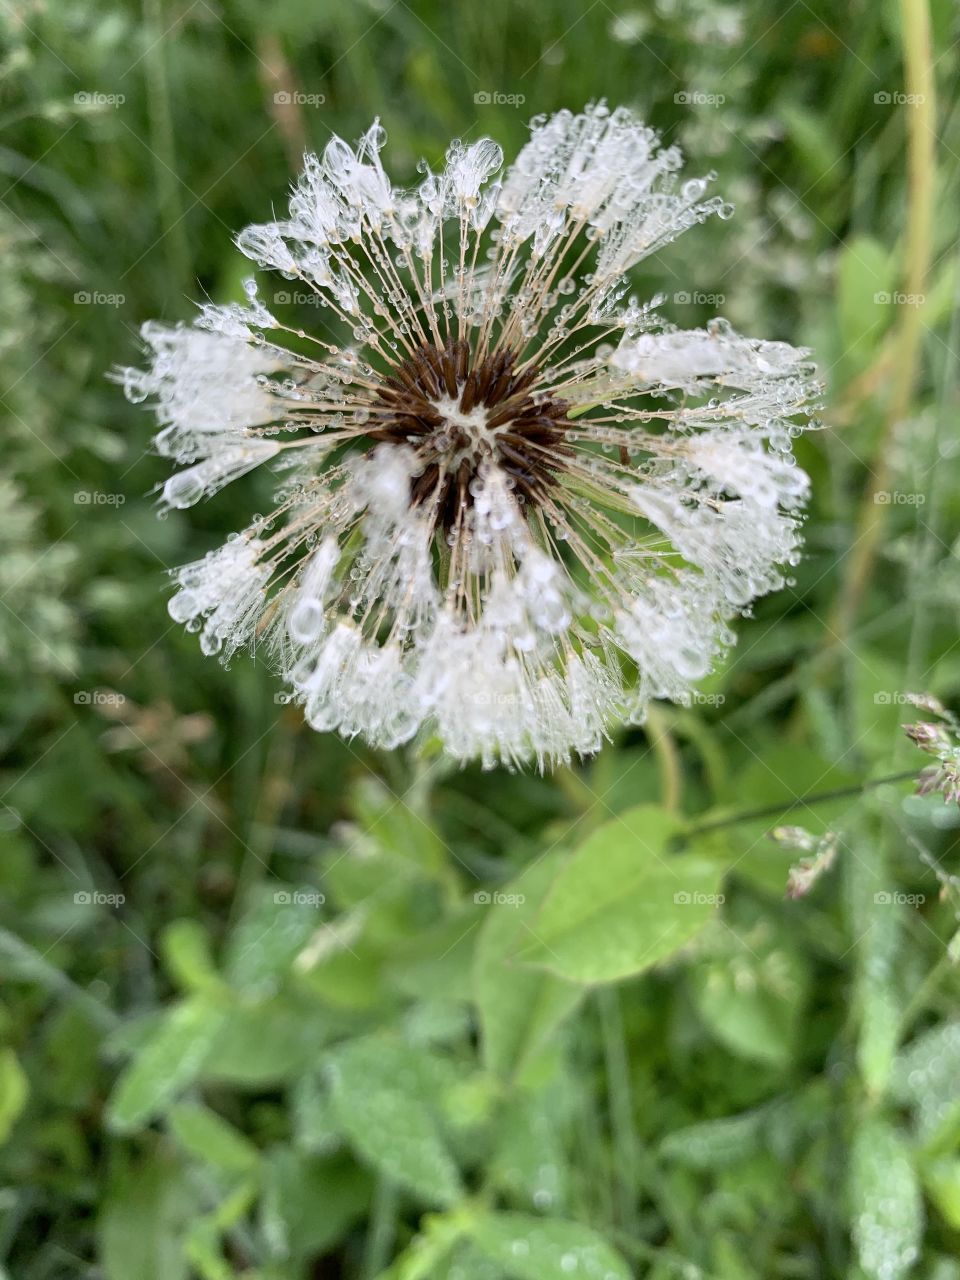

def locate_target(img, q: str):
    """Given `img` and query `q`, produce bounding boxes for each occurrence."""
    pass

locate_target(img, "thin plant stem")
[682,769,918,838]
[833,0,935,638]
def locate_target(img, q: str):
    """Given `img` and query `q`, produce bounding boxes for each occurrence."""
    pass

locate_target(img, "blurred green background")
[2,0,960,1276]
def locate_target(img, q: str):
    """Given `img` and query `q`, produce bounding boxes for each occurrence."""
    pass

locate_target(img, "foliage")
[1,0,960,1276]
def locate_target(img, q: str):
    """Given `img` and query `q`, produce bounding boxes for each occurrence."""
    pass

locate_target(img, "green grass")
[1,0,960,1276]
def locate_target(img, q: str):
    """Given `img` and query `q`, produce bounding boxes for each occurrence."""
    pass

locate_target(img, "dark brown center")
[366,340,572,531]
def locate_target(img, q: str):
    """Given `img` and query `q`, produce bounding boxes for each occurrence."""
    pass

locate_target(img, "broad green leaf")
[519,806,723,984]
[0,1048,28,1143]
[98,1151,192,1280]
[200,997,354,1087]
[891,1020,960,1143]
[923,1158,960,1230]
[659,1108,766,1170]
[259,1148,370,1262]
[290,1072,341,1155]
[490,1086,570,1211]
[161,920,223,995]
[168,1102,259,1173]
[393,910,481,1004]
[327,1037,462,1206]
[474,852,582,1078]
[849,1115,923,1280]
[469,1212,631,1280]
[107,996,228,1132]
[224,886,322,994]
[691,944,807,1066]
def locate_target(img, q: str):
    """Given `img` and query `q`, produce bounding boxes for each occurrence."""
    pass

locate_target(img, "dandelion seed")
[120,103,820,769]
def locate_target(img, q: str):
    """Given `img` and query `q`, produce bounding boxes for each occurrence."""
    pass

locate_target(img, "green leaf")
[168,1102,259,1173]
[200,997,353,1087]
[223,886,322,994]
[161,919,223,995]
[923,1158,960,1230]
[691,944,807,1066]
[891,1020,960,1143]
[849,1115,923,1280]
[0,1048,28,1143]
[327,1036,462,1206]
[837,235,893,361]
[259,1147,370,1262]
[469,1212,631,1280]
[106,996,228,1132]
[350,775,447,880]
[659,1109,766,1171]
[99,1151,192,1280]
[490,1086,570,1211]
[291,1072,341,1154]
[849,835,902,1099]
[519,806,723,984]
[474,852,582,1078]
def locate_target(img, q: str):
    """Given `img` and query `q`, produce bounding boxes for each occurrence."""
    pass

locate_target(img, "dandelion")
[120,104,819,769]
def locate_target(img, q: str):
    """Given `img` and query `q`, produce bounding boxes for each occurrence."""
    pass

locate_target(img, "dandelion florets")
[119,103,820,770]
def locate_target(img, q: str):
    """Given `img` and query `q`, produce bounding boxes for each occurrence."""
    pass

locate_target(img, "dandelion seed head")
[120,103,820,769]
